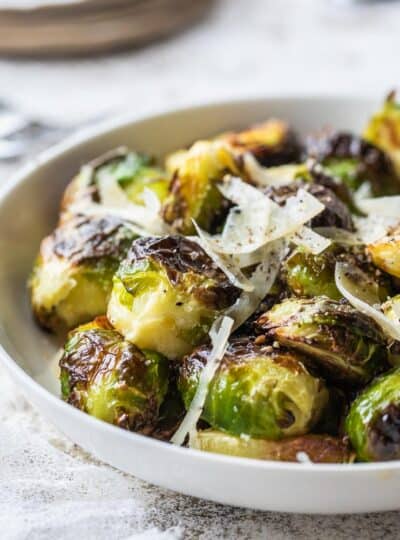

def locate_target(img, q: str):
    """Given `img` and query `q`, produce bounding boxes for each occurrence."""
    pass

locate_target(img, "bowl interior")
[0,96,377,396]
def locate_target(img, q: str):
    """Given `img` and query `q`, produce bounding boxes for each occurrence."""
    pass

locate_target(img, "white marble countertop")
[1,0,400,537]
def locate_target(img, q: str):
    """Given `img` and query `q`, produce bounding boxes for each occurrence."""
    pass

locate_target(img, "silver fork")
[0,102,72,162]
[0,100,105,164]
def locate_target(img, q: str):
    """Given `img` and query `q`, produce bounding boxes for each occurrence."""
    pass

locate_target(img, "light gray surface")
[1,0,400,537]
[1,372,400,539]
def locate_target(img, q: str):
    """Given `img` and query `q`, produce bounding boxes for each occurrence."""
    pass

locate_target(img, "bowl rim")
[1,94,397,474]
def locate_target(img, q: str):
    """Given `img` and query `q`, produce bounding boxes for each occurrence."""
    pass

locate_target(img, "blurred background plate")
[0,0,213,56]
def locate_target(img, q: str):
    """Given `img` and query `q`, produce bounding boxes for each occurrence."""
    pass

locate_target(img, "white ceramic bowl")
[1,97,400,515]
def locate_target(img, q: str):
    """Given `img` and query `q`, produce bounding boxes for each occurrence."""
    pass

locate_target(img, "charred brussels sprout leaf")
[61,148,168,217]
[29,215,136,332]
[179,339,328,439]
[190,429,353,463]
[364,92,400,176]
[306,132,400,196]
[162,141,239,234]
[345,368,400,461]
[367,225,400,279]
[60,317,169,430]
[220,119,302,167]
[256,297,388,385]
[107,235,240,360]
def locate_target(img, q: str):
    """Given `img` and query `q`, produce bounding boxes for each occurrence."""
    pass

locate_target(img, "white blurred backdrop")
[0,0,399,125]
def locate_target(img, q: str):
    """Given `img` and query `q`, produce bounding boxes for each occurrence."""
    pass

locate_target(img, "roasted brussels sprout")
[284,245,344,300]
[283,244,392,302]
[179,339,328,439]
[29,215,136,332]
[307,159,357,212]
[190,429,352,463]
[162,141,239,234]
[345,368,400,461]
[264,181,354,231]
[220,119,302,166]
[364,92,400,175]
[256,297,388,385]
[61,147,168,217]
[107,235,240,360]
[367,225,400,279]
[306,132,400,196]
[60,317,169,430]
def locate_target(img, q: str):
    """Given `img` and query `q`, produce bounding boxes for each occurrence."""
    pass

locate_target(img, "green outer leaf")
[345,368,400,462]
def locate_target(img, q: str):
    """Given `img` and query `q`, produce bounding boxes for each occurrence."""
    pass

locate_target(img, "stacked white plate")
[0,0,212,56]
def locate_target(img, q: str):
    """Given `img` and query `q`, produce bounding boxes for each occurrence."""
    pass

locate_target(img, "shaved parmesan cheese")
[296,452,313,464]
[220,198,273,255]
[229,246,272,269]
[171,316,234,446]
[193,222,255,292]
[219,175,266,206]
[141,187,162,214]
[354,182,372,206]
[214,177,325,255]
[354,215,398,245]
[335,262,400,341]
[97,168,131,209]
[70,168,168,236]
[69,202,159,237]
[357,196,400,218]
[243,153,299,187]
[227,239,286,330]
[291,226,331,254]
[281,189,325,232]
[392,301,400,322]
[98,170,166,234]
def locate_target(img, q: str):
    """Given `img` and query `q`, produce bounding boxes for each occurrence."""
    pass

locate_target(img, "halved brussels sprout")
[61,147,168,218]
[220,119,302,166]
[107,235,240,360]
[191,429,352,463]
[345,368,400,461]
[367,225,400,279]
[256,297,388,385]
[364,92,400,176]
[264,181,354,231]
[178,339,328,439]
[60,316,169,430]
[283,244,392,302]
[162,140,239,234]
[29,215,136,332]
[306,132,400,196]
